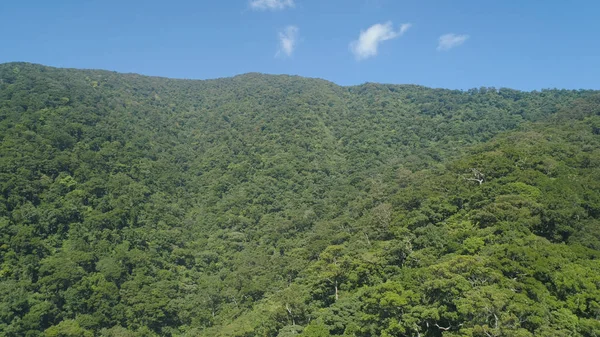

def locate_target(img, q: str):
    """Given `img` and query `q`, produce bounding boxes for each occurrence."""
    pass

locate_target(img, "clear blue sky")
[1,0,599,90]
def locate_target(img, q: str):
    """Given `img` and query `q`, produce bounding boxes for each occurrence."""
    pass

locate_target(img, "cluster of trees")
[0,63,599,336]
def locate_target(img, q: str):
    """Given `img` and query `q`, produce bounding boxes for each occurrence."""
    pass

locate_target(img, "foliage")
[1,63,600,336]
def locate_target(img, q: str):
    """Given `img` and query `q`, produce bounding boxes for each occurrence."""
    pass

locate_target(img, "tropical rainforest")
[1,63,600,337]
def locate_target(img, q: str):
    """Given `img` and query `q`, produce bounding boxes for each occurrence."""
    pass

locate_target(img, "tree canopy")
[1,63,600,336]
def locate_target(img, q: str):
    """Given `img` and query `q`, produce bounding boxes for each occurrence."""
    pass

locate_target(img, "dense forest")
[1,63,600,337]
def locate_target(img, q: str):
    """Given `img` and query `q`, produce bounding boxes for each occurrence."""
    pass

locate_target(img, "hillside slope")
[0,63,599,336]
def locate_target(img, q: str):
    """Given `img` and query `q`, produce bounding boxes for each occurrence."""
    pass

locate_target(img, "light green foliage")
[44,319,93,337]
[299,321,330,337]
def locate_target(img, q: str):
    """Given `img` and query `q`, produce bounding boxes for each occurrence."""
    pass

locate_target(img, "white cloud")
[350,21,411,60]
[399,23,412,35]
[276,26,299,57]
[250,0,294,11]
[437,33,469,51]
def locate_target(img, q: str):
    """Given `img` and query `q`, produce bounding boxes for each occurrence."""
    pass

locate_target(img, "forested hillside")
[1,63,600,337]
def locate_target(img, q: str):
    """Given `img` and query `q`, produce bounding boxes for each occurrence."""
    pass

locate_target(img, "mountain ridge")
[3,62,593,93]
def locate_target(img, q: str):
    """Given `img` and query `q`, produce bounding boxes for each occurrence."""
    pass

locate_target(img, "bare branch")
[466,178,484,185]
[435,323,451,331]
[464,168,485,185]
[413,323,422,337]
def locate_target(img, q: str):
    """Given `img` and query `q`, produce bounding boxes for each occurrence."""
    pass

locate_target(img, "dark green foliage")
[1,63,600,336]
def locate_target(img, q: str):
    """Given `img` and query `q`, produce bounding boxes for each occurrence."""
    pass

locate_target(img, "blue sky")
[1,0,599,90]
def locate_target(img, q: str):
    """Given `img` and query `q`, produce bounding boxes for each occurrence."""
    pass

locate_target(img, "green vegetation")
[1,62,600,336]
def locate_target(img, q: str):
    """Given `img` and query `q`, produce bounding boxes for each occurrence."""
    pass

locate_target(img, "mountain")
[1,62,600,337]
